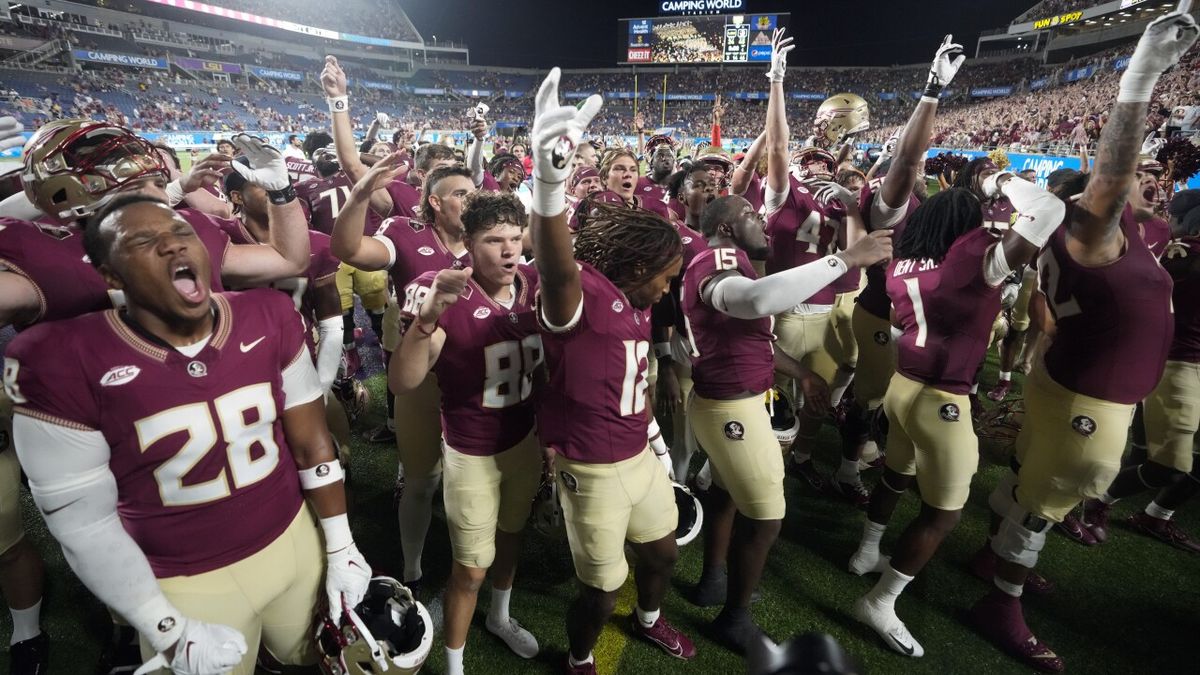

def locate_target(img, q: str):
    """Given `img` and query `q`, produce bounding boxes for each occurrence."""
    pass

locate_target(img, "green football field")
[1,346,1198,675]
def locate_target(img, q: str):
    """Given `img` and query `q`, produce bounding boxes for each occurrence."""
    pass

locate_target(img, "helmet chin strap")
[345,607,388,670]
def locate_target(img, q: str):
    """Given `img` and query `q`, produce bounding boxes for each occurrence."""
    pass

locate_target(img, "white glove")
[765,28,795,83]
[133,618,247,675]
[811,180,856,208]
[0,116,23,153]
[1120,0,1199,102]
[325,542,371,619]
[229,134,290,191]
[925,35,966,97]
[657,448,675,481]
[880,130,901,161]
[531,67,602,216]
[376,112,391,126]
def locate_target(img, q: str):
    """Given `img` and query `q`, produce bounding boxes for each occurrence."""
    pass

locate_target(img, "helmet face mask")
[23,120,167,222]
[791,148,837,182]
[672,482,703,546]
[766,387,799,449]
[317,576,433,675]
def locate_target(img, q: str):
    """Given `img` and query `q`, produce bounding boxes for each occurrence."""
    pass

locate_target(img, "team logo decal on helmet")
[559,470,579,493]
[316,576,433,675]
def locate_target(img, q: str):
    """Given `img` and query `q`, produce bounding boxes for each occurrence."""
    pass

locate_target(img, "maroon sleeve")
[309,234,340,283]
[481,172,501,192]
[399,271,438,322]
[5,323,98,430]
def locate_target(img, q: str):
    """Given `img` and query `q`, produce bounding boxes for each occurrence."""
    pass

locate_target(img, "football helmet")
[766,387,799,449]
[813,94,870,147]
[695,146,734,189]
[791,147,837,181]
[1136,155,1164,176]
[531,478,566,539]
[673,482,703,546]
[975,398,1025,466]
[22,119,166,222]
[317,576,433,675]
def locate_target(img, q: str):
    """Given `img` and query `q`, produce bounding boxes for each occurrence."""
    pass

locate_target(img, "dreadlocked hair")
[895,188,982,264]
[953,157,994,193]
[573,203,683,292]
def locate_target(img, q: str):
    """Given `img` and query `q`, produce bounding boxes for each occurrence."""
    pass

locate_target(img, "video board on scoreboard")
[621,14,787,64]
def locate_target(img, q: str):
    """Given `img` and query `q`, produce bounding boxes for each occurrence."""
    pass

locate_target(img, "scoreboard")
[620,14,787,64]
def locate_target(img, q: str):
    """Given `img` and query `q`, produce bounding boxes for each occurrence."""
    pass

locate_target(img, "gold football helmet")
[22,119,166,222]
[813,93,870,146]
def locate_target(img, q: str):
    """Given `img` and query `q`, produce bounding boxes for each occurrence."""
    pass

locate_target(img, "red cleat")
[1127,513,1200,553]
[564,657,597,674]
[833,480,871,510]
[968,591,1064,673]
[1080,499,1112,543]
[986,379,1013,402]
[632,616,696,660]
[1055,511,1099,546]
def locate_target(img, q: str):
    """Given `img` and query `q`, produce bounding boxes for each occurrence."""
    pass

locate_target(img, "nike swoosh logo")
[240,337,266,353]
[891,632,915,656]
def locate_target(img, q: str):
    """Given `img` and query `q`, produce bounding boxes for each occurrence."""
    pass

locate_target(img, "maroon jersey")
[742,172,765,214]
[1162,237,1200,363]
[856,180,920,320]
[982,197,1015,231]
[385,178,423,220]
[636,177,682,222]
[668,221,711,333]
[286,156,318,183]
[373,216,471,298]
[682,247,775,399]
[220,222,339,338]
[1038,212,1174,403]
[7,290,309,577]
[764,176,840,304]
[536,263,651,464]
[403,266,543,456]
[888,228,1003,394]
[295,172,385,236]
[1140,215,1170,259]
[480,172,501,193]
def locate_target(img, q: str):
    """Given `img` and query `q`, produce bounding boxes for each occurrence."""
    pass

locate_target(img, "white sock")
[445,645,465,675]
[635,606,660,628]
[969,383,979,395]
[830,369,855,406]
[999,371,1012,382]
[868,565,913,609]
[568,652,594,667]
[994,576,1024,598]
[1098,492,1118,505]
[9,600,41,645]
[489,585,512,625]
[1145,501,1175,520]
[398,474,440,582]
[861,520,886,548]
[836,458,860,484]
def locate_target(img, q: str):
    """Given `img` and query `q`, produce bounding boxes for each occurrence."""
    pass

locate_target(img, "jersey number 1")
[619,340,650,416]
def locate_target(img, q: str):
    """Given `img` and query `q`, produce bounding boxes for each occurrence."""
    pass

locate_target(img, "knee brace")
[991,501,1051,568]
[988,471,1018,516]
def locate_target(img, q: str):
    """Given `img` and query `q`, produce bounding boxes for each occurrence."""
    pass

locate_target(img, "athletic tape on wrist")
[654,342,672,359]
[164,179,186,207]
[299,460,345,490]
[327,96,349,114]
[319,514,354,553]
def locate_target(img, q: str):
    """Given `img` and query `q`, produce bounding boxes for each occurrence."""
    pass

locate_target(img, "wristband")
[532,176,566,218]
[1117,71,1159,103]
[164,179,186,207]
[299,460,345,490]
[266,183,296,205]
[921,82,942,99]
[654,342,672,360]
[920,95,940,104]
[414,320,438,337]
[130,594,185,653]
[318,514,354,553]
[327,95,349,114]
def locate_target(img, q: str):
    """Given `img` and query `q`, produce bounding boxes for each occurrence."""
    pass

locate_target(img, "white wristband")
[299,460,345,490]
[130,593,185,653]
[319,514,354,553]
[920,95,940,104]
[327,96,349,114]
[654,342,672,359]
[532,177,566,218]
[1117,72,1159,103]
[164,179,186,207]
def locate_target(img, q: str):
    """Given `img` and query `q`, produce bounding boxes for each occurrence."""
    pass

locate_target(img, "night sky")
[401,0,1039,68]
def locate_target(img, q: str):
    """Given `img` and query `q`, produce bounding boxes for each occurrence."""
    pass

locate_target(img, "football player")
[762,28,869,499]
[847,171,1063,659]
[1073,190,1200,549]
[331,156,474,590]
[683,192,891,652]
[730,131,767,213]
[845,34,967,511]
[968,9,1196,671]
[529,69,695,674]
[4,193,370,675]
[596,149,675,222]
[391,192,543,673]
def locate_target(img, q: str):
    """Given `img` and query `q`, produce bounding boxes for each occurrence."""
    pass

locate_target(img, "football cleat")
[632,616,696,661]
[1079,499,1111,543]
[1127,513,1200,553]
[848,549,890,577]
[673,482,704,546]
[968,591,1064,673]
[967,545,1055,595]
[363,424,397,445]
[565,657,598,675]
[1055,511,1099,546]
[986,379,1013,402]
[709,610,765,656]
[787,459,827,493]
[851,596,923,657]
[333,377,370,422]
[316,576,433,675]
[833,480,870,510]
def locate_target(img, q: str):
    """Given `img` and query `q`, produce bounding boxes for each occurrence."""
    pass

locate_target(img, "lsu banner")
[72,49,168,69]
[247,66,303,81]
[173,57,242,74]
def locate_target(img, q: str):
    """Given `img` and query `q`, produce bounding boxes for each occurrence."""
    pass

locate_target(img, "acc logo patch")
[417,246,435,256]
[1071,415,1097,437]
[473,307,492,319]
[559,470,579,493]
[724,421,745,440]
[186,361,208,378]
[873,331,890,346]
[612,300,624,313]
[100,365,141,387]
[939,403,961,422]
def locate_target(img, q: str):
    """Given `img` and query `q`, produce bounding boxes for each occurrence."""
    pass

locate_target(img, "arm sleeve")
[315,316,343,391]
[468,137,486,187]
[371,230,399,268]
[763,179,790,215]
[708,255,849,320]
[983,178,1066,286]
[282,348,324,409]
[12,416,186,654]
[869,194,909,230]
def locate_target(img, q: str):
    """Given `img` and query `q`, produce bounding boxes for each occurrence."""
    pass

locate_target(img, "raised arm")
[330,152,405,270]
[321,56,394,217]
[390,269,469,394]
[764,28,795,202]
[731,130,766,197]
[1072,3,1197,252]
[530,68,602,327]
[467,115,488,188]
[879,35,964,216]
[981,172,1068,286]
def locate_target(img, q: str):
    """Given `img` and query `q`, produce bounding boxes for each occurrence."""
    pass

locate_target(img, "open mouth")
[621,180,634,191]
[1142,185,1158,203]
[704,193,716,205]
[171,262,205,304]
